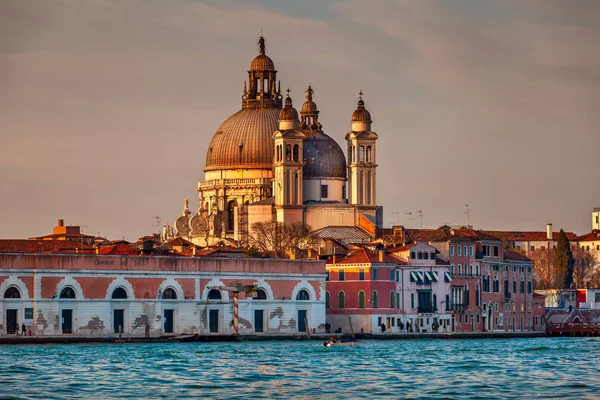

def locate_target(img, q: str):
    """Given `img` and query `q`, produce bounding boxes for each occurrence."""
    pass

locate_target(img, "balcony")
[504,292,511,300]
[450,303,467,312]
[417,305,437,314]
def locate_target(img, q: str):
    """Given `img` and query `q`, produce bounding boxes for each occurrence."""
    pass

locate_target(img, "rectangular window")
[339,270,345,281]
[476,265,480,276]
[326,271,330,281]
[411,293,414,309]
[410,251,416,259]
[390,268,395,281]
[396,293,400,309]
[520,280,525,293]
[513,280,517,294]
[445,295,450,311]
[464,246,468,256]
[469,246,473,256]
[372,268,378,281]
[458,264,462,276]
[527,281,532,294]
[358,269,365,281]
[450,246,454,256]
[469,265,473,276]
[493,246,499,257]
[396,271,400,282]
[320,184,328,199]
[423,252,429,260]
[451,264,454,276]
[530,246,535,251]
[458,246,462,256]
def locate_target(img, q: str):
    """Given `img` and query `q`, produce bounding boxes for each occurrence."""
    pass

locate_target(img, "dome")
[279,94,299,121]
[303,132,347,179]
[250,54,275,71]
[205,107,281,171]
[351,99,372,123]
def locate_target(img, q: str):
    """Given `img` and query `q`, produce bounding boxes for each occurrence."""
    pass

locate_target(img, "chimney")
[95,247,99,254]
[57,219,64,227]
[546,223,553,241]
[378,249,383,262]
[192,246,197,256]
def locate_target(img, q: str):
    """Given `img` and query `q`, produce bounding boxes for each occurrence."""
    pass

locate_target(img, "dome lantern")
[279,89,300,130]
[351,90,372,131]
[243,36,282,109]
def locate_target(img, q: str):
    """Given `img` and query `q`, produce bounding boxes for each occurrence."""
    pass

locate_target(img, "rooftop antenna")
[417,209,423,229]
[391,211,400,226]
[152,216,161,238]
[464,204,471,228]
[405,211,414,221]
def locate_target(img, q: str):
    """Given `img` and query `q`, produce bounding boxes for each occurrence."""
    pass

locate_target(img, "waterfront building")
[171,37,382,246]
[29,219,97,246]
[593,208,600,231]
[0,254,325,336]
[482,224,578,257]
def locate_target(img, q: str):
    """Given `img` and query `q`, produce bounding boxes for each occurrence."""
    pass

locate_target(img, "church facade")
[174,37,382,246]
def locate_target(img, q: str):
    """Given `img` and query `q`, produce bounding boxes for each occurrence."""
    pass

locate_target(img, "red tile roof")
[0,240,92,254]
[503,250,531,262]
[577,231,600,242]
[329,248,407,265]
[97,244,139,255]
[483,230,578,242]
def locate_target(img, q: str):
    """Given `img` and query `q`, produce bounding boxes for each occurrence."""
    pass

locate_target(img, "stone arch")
[201,278,230,302]
[105,277,136,300]
[54,277,84,299]
[254,279,274,300]
[156,278,184,300]
[291,280,317,302]
[0,276,30,300]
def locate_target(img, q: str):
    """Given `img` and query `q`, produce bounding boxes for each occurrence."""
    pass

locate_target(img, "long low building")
[0,254,326,337]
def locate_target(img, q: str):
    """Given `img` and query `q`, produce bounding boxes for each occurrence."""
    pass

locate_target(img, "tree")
[529,248,555,290]
[572,248,596,288]
[248,221,317,258]
[554,229,574,289]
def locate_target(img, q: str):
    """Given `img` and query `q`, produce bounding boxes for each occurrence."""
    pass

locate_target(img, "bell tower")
[273,90,305,224]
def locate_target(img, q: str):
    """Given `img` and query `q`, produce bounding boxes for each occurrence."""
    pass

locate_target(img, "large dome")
[303,132,347,179]
[205,107,281,171]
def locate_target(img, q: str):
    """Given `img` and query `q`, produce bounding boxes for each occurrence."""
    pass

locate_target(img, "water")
[0,337,599,399]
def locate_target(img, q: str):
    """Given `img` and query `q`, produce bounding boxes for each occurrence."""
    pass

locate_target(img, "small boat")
[322,339,359,347]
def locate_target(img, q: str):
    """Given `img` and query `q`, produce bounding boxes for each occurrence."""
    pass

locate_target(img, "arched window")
[227,200,237,231]
[338,291,345,309]
[60,287,76,299]
[207,289,221,300]
[372,291,378,309]
[3,287,21,299]
[162,288,177,300]
[285,144,292,160]
[366,146,372,162]
[325,292,330,309]
[111,287,128,299]
[358,146,365,162]
[254,289,267,300]
[352,145,356,163]
[358,291,365,309]
[348,144,353,163]
[296,289,310,301]
[390,291,396,309]
[293,144,299,162]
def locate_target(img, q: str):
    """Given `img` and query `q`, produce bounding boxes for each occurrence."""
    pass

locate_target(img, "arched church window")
[366,146,372,162]
[227,201,237,231]
[358,146,365,162]
[293,145,299,162]
[4,287,21,299]
[286,144,292,161]
[296,290,310,301]
[255,289,267,300]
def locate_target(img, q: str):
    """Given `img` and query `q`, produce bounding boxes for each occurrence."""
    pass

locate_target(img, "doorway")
[163,309,174,334]
[6,310,17,334]
[113,309,124,334]
[254,310,264,333]
[297,310,307,332]
[62,309,73,334]
[209,309,219,333]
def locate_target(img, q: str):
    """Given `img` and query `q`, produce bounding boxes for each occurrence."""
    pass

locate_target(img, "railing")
[417,305,437,313]
[546,322,600,333]
[451,304,467,312]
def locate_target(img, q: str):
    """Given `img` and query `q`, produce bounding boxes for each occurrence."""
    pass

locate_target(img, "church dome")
[351,98,372,123]
[250,54,275,71]
[205,107,281,171]
[279,93,299,121]
[303,132,347,179]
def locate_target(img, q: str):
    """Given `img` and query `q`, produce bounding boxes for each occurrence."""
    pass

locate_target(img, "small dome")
[250,54,275,71]
[351,98,372,123]
[303,132,347,179]
[279,94,299,121]
[301,85,319,115]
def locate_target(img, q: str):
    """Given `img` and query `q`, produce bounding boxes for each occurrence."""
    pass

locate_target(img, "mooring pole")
[233,291,239,335]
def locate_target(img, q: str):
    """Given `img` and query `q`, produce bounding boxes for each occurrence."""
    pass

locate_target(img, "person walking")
[144,320,150,339]
[21,322,26,336]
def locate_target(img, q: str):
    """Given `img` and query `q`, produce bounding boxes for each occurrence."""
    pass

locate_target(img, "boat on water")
[322,339,360,347]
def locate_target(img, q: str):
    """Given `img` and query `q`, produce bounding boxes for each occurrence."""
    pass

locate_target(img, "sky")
[1,0,599,241]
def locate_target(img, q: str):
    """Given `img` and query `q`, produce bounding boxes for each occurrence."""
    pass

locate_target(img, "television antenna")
[152,216,161,237]
[416,209,423,229]
[391,211,400,226]
[464,204,471,228]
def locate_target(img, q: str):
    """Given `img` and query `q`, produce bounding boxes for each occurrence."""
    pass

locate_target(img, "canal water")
[0,337,598,399]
